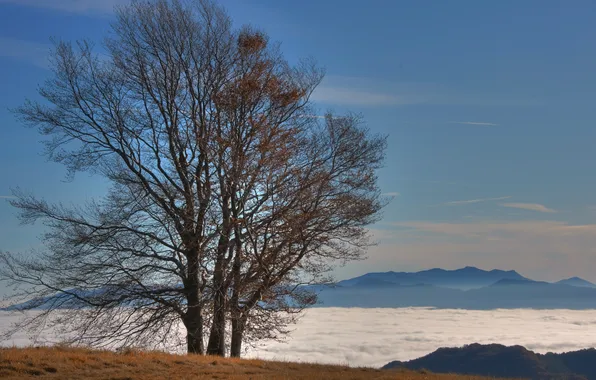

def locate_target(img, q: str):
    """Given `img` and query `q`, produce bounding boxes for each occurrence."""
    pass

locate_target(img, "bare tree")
[0,0,386,357]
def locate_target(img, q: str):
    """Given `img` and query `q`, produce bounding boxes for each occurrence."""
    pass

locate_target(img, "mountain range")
[383,343,596,380]
[337,266,530,290]
[312,267,596,309]
[4,266,596,311]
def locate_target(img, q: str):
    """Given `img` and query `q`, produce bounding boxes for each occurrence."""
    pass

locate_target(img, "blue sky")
[1,0,596,289]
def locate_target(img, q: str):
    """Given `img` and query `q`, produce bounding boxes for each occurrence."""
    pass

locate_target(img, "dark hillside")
[383,344,595,380]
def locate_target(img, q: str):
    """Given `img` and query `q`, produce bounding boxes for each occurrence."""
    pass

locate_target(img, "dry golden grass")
[0,346,510,380]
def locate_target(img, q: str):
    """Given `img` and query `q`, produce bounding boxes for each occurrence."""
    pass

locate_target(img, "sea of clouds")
[3,307,596,368]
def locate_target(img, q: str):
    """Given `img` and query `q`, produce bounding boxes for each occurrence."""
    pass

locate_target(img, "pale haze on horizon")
[2,0,596,296]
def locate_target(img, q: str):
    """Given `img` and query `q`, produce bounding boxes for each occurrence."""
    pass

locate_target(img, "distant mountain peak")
[556,277,596,288]
[490,278,543,287]
[423,267,445,272]
[489,268,518,274]
[461,266,482,271]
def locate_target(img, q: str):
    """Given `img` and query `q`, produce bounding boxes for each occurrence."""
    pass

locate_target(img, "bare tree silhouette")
[0,0,387,357]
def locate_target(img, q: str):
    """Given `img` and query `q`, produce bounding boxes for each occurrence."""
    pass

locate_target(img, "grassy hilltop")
[0,346,511,380]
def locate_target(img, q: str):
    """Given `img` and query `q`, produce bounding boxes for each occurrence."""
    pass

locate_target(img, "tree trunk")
[206,191,231,357]
[206,289,226,355]
[230,315,245,357]
[186,318,204,354]
[185,247,205,354]
[229,218,243,358]
[184,287,205,354]
[206,256,227,356]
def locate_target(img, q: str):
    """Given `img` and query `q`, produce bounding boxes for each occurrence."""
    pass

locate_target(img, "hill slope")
[383,343,596,380]
[0,346,507,380]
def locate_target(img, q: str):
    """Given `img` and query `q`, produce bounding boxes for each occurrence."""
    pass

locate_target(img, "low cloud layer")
[246,308,596,367]
[3,308,596,368]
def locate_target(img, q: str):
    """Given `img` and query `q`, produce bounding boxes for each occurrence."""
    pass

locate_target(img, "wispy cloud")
[373,219,596,282]
[394,220,588,238]
[0,0,125,14]
[0,37,51,68]
[450,121,499,126]
[297,114,348,121]
[298,114,326,120]
[445,196,511,205]
[310,75,543,107]
[310,76,432,107]
[311,86,416,107]
[501,203,556,213]
[382,192,400,197]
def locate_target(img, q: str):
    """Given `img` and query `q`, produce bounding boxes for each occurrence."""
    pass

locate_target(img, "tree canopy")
[0,0,387,357]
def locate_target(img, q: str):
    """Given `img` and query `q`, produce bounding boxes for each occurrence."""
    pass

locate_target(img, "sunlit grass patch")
[0,346,515,379]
